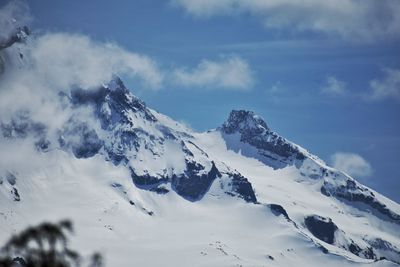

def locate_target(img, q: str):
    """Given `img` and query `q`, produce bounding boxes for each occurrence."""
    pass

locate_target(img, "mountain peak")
[0,26,30,51]
[222,110,269,135]
[106,75,126,91]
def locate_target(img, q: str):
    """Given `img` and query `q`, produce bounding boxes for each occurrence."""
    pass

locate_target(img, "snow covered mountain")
[1,30,400,267]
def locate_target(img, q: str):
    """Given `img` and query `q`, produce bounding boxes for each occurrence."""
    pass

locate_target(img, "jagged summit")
[222,110,269,135]
[220,109,306,169]
[0,26,30,50]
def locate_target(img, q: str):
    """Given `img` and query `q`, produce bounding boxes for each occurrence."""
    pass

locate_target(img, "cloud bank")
[172,56,254,90]
[172,0,400,42]
[331,152,372,178]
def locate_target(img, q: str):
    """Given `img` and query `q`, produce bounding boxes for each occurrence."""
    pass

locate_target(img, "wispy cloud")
[368,68,400,101]
[268,81,282,94]
[321,76,347,95]
[172,56,254,90]
[331,152,372,178]
[172,0,400,42]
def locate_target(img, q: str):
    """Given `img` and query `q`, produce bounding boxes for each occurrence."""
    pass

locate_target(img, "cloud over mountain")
[331,152,372,178]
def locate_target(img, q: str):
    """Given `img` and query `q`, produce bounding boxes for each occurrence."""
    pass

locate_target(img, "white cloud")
[172,0,400,42]
[331,152,372,178]
[0,30,164,129]
[172,56,254,90]
[321,76,346,95]
[368,68,400,101]
[31,33,163,90]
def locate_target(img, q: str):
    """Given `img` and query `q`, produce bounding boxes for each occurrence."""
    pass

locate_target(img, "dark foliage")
[0,220,103,267]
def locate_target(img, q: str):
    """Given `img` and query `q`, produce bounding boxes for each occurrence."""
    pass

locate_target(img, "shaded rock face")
[268,204,290,221]
[321,179,400,224]
[220,110,305,169]
[369,238,400,264]
[131,170,168,190]
[69,77,160,165]
[304,215,338,244]
[58,120,102,159]
[0,26,30,51]
[348,242,375,260]
[304,214,397,261]
[172,161,222,201]
[228,173,257,203]
[222,110,270,135]
[70,77,156,129]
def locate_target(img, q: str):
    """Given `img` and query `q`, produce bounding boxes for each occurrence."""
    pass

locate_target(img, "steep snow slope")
[0,16,399,266]
[1,76,399,266]
[0,150,398,267]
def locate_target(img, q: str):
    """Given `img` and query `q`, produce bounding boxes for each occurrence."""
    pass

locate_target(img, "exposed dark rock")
[172,161,221,201]
[12,187,20,201]
[222,110,270,135]
[318,245,329,254]
[221,110,305,169]
[363,246,375,260]
[347,241,375,260]
[321,181,400,224]
[0,26,30,51]
[304,215,338,244]
[349,242,362,255]
[228,173,257,203]
[130,169,168,189]
[268,204,290,220]
[70,77,156,131]
[149,186,170,194]
[59,120,102,159]
[111,183,122,188]
[368,238,400,264]
[105,130,139,164]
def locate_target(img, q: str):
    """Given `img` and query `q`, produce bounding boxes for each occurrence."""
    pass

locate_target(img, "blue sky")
[10,0,400,201]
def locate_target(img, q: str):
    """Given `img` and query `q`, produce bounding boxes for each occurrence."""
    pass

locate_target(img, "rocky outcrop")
[227,173,257,203]
[0,26,30,51]
[220,110,305,169]
[321,178,400,224]
[304,215,338,245]
[172,161,221,201]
